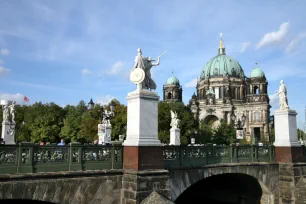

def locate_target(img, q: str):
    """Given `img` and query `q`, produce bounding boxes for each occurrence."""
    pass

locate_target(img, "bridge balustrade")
[0,142,123,174]
[163,144,275,169]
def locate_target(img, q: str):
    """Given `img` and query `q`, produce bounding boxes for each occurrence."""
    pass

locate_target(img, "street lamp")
[110,104,115,112]
[232,113,246,144]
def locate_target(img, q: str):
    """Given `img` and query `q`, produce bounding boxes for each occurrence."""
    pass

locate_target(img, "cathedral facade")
[189,36,270,143]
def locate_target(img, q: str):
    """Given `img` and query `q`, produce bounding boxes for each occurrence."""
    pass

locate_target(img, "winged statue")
[170,110,180,129]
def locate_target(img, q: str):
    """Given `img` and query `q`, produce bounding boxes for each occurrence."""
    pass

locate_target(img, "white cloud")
[0,92,26,105]
[108,61,125,75]
[184,78,198,88]
[81,68,91,75]
[269,92,279,110]
[0,66,10,76]
[96,95,115,105]
[256,22,289,49]
[239,42,251,53]
[286,33,306,54]
[0,48,10,55]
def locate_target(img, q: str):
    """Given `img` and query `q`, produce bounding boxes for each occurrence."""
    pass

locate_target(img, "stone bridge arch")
[168,163,279,203]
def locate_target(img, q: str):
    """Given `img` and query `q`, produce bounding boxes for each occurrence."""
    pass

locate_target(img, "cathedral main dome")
[200,35,244,80]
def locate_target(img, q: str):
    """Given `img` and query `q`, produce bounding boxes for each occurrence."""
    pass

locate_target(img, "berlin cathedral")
[163,35,270,143]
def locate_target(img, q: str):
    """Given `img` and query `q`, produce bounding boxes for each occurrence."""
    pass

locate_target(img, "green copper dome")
[165,75,180,85]
[200,34,244,80]
[200,55,244,80]
[250,67,265,78]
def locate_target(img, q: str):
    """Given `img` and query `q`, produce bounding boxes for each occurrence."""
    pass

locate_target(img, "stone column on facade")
[220,86,224,99]
[250,84,253,94]
[240,85,243,100]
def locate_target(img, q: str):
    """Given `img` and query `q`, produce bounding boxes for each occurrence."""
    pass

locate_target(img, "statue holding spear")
[130,48,167,91]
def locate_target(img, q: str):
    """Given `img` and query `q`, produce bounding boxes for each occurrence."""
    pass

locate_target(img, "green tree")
[158,102,197,144]
[297,128,306,141]
[212,120,236,145]
[78,111,99,143]
[108,99,127,140]
[60,105,82,142]
[25,102,65,143]
[197,120,213,144]
[158,102,171,143]
[0,107,2,137]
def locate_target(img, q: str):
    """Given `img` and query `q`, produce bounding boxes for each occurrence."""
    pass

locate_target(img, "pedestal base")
[1,121,15,144]
[274,109,300,147]
[123,146,164,170]
[98,124,111,144]
[275,146,305,162]
[123,89,161,146]
[170,128,180,145]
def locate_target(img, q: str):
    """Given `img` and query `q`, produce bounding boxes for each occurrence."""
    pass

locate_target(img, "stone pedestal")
[123,89,161,146]
[123,89,163,170]
[274,109,304,162]
[98,124,111,144]
[170,128,180,145]
[1,121,15,144]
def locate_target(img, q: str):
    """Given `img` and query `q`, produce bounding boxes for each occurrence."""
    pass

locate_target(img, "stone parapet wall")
[0,170,123,204]
[121,170,170,204]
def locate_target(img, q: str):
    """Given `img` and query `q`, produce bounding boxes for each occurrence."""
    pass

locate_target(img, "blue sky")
[0,0,306,128]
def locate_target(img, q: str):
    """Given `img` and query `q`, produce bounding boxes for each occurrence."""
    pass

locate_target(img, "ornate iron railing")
[0,143,275,173]
[163,144,275,169]
[0,142,123,174]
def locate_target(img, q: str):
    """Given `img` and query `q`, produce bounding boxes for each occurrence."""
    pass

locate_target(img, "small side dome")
[165,75,180,85]
[250,67,265,78]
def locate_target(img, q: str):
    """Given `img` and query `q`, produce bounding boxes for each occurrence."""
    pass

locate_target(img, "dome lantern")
[250,63,265,78]
[200,34,244,80]
[218,33,226,55]
[165,72,180,85]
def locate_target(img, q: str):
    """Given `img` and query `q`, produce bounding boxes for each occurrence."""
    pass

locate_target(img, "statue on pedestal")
[130,48,167,91]
[9,101,16,122]
[102,110,113,126]
[170,110,180,129]
[2,104,9,122]
[277,80,289,110]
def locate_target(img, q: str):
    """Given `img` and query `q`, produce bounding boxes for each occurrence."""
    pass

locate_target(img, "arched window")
[253,86,259,94]
[232,68,236,77]
[167,92,172,99]
[254,112,261,121]
[214,68,218,76]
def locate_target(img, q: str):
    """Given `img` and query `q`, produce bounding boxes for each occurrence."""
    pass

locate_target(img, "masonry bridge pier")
[0,143,306,203]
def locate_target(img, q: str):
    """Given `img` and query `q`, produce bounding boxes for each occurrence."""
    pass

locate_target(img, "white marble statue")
[102,110,113,126]
[130,48,167,91]
[9,101,16,122]
[170,110,180,129]
[2,104,9,122]
[277,80,289,110]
